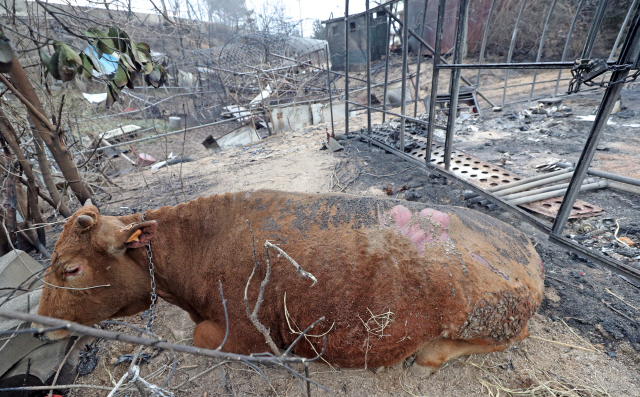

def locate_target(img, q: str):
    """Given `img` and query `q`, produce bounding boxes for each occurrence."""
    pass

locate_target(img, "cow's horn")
[84,199,93,207]
[76,215,94,229]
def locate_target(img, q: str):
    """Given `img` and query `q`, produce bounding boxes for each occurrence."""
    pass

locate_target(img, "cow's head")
[36,201,157,340]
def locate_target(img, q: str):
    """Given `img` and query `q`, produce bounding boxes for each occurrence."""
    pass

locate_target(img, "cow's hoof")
[409,363,437,379]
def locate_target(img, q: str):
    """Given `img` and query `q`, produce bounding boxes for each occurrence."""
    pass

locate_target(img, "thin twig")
[605,288,639,310]
[529,336,600,353]
[243,220,280,355]
[264,241,318,286]
[601,300,640,324]
[48,337,79,397]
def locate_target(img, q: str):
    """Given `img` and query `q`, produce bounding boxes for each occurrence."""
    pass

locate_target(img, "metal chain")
[568,59,638,94]
[141,212,158,332]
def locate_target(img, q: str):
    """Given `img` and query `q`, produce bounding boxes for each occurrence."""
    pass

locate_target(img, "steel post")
[602,0,639,84]
[581,0,611,59]
[444,0,470,171]
[426,0,447,164]
[529,0,558,101]
[344,0,350,135]
[382,6,392,123]
[399,0,410,151]
[552,7,640,236]
[553,0,592,96]
[366,0,372,146]
[414,0,429,117]
[475,0,497,91]
[325,44,335,137]
[501,0,527,107]
[570,0,611,92]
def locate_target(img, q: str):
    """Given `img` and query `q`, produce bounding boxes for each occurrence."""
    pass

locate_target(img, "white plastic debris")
[82,92,108,103]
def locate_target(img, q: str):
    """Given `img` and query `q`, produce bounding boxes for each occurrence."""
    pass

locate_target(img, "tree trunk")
[1,139,18,249]
[28,118,72,217]
[7,55,93,205]
[0,106,70,225]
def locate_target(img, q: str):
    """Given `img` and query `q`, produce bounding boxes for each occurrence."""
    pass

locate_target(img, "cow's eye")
[63,266,81,278]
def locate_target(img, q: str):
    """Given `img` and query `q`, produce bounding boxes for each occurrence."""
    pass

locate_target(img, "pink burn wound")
[380,205,451,256]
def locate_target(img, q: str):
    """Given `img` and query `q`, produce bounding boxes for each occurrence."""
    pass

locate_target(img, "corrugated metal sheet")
[324,11,388,71]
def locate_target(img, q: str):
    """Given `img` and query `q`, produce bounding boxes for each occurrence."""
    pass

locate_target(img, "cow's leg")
[410,338,508,378]
[192,320,226,350]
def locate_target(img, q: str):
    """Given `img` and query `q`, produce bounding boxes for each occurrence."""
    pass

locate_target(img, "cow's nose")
[35,332,50,342]
[31,322,50,342]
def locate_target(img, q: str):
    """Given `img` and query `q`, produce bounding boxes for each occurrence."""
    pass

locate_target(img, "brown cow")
[37,190,544,377]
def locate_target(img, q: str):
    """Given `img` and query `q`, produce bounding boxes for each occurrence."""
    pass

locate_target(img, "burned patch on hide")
[280,196,390,236]
[456,287,538,342]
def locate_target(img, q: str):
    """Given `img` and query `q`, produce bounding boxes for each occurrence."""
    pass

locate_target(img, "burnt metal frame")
[426,1,640,283]
[334,0,640,284]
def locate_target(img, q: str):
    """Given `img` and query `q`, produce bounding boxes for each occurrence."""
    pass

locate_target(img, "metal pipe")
[467,196,486,204]
[554,0,585,97]
[399,0,410,151]
[462,190,479,200]
[487,168,573,192]
[444,0,470,171]
[346,100,447,129]
[270,53,368,83]
[476,0,497,91]
[351,70,422,97]
[414,0,429,117]
[582,0,611,59]
[325,44,335,137]
[381,3,496,107]
[482,78,572,91]
[529,0,559,101]
[439,61,589,70]
[508,180,609,206]
[345,0,350,135]
[556,162,640,187]
[495,172,575,197]
[500,178,597,201]
[502,0,528,107]
[552,7,640,236]
[366,0,372,147]
[569,0,612,92]
[382,6,392,123]
[601,0,640,84]
[609,181,640,195]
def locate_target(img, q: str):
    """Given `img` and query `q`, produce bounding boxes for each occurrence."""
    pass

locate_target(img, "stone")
[405,190,422,201]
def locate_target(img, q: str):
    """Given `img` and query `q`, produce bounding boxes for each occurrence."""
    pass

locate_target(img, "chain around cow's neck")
[141,211,158,332]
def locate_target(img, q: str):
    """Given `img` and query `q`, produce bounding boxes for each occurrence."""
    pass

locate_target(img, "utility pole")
[298,0,303,36]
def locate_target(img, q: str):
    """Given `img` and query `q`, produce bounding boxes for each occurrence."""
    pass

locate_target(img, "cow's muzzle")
[31,322,72,342]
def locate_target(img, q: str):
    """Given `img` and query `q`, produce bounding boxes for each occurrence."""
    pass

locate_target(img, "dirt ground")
[39,84,640,397]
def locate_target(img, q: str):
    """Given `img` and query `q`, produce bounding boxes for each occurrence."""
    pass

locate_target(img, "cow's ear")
[120,221,157,249]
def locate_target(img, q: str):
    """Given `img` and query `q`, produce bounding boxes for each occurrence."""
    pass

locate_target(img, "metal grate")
[369,130,604,219]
